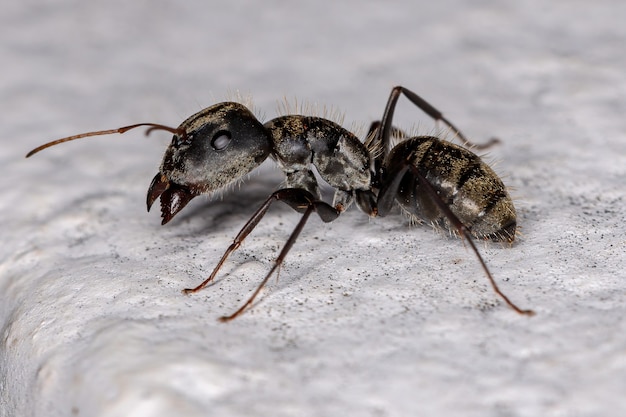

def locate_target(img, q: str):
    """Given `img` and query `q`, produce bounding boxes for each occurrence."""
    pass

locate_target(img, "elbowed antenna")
[26,123,184,158]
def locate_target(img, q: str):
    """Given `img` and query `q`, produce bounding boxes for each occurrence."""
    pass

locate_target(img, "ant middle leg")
[182,188,340,321]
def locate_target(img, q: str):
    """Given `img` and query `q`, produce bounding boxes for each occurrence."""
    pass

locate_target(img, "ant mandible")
[27,86,534,321]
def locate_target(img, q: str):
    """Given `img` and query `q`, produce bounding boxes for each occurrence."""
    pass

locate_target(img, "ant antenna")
[26,123,185,158]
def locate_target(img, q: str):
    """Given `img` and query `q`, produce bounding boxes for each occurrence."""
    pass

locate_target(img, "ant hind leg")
[370,86,500,155]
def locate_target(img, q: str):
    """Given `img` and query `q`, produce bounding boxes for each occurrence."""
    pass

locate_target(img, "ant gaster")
[27,86,534,321]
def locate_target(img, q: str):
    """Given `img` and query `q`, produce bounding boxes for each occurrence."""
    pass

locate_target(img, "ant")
[27,86,534,321]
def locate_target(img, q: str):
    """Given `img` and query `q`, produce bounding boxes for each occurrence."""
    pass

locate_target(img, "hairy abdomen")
[386,137,516,242]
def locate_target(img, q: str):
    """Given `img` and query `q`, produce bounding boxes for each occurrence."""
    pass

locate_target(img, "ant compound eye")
[211,130,232,151]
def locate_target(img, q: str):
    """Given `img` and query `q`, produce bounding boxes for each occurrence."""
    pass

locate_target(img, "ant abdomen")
[385,137,517,243]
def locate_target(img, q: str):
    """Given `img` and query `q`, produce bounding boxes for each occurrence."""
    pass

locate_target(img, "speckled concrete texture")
[2,1,625,416]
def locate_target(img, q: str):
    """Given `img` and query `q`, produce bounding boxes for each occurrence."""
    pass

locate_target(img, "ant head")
[147,102,272,224]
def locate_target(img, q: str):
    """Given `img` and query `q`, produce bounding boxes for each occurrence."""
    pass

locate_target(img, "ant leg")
[182,188,340,321]
[411,168,534,315]
[377,162,534,316]
[370,86,499,155]
[219,191,339,321]
[219,203,318,322]
[375,164,410,218]
[183,188,338,295]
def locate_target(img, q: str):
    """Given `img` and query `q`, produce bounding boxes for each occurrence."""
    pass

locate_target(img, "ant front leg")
[368,86,500,156]
[183,188,340,322]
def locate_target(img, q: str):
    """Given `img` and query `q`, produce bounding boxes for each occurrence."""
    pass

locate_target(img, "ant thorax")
[264,115,372,212]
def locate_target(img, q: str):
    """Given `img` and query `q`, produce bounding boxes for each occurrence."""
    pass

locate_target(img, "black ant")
[27,86,534,321]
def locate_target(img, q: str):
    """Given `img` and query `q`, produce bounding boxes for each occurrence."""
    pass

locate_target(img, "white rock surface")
[2,1,625,416]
